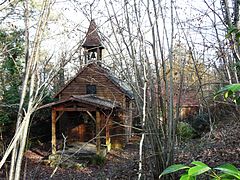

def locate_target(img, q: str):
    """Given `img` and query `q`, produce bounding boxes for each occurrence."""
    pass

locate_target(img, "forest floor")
[0,117,239,180]
[20,137,140,180]
[175,117,240,168]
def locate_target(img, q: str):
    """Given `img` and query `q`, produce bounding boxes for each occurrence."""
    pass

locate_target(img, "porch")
[41,95,124,155]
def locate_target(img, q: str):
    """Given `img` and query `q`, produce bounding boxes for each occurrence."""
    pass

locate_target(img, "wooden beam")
[53,107,95,112]
[106,118,111,152]
[52,110,57,154]
[96,110,101,155]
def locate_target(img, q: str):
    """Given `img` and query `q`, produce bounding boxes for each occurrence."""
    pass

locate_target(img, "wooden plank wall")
[56,63,132,148]
[59,64,127,108]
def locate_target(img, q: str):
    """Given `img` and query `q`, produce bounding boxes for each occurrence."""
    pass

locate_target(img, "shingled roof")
[82,20,103,48]
[39,95,121,110]
[54,62,133,99]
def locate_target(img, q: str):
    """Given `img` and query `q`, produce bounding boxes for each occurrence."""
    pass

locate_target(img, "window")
[86,84,96,94]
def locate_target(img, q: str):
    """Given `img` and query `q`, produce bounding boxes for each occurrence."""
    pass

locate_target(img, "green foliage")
[0,113,12,124]
[160,164,190,175]
[226,25,240,40]
[90,154,106,166]
[0,28,24,125]
[177,122,196,140]
[215,164,240,179]
[0,29,24,59]
[188,161,211,176]
[159,161,240,180]
[215,84,240,105]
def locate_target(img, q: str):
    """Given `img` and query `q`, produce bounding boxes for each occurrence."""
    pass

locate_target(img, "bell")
[91,52,96,59]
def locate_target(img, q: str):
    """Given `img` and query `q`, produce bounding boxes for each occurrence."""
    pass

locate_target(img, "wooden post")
[128,101,133,142]
[97,48,100,61]
[52,109,57,154]
[84,50,88,64]
[106,118,111,152]
[122,98,128,143]
[96,110,101,155]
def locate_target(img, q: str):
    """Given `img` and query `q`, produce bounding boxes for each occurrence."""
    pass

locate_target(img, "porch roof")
[39,94,121,110]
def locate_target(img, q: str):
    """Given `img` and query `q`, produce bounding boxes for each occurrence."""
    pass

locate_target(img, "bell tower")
[82,20,104,64]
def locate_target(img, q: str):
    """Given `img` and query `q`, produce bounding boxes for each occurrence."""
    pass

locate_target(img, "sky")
[0,0,228,75]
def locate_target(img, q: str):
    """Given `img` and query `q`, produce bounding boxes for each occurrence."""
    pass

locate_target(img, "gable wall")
[59,64,127,108]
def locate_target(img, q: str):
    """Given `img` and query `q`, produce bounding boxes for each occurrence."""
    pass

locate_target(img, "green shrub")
[159,161,240,180]
[91,154,106,166]
[177,122,196,140]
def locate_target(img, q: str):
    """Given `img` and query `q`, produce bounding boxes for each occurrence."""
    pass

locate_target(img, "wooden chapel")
[42,20,133,155]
